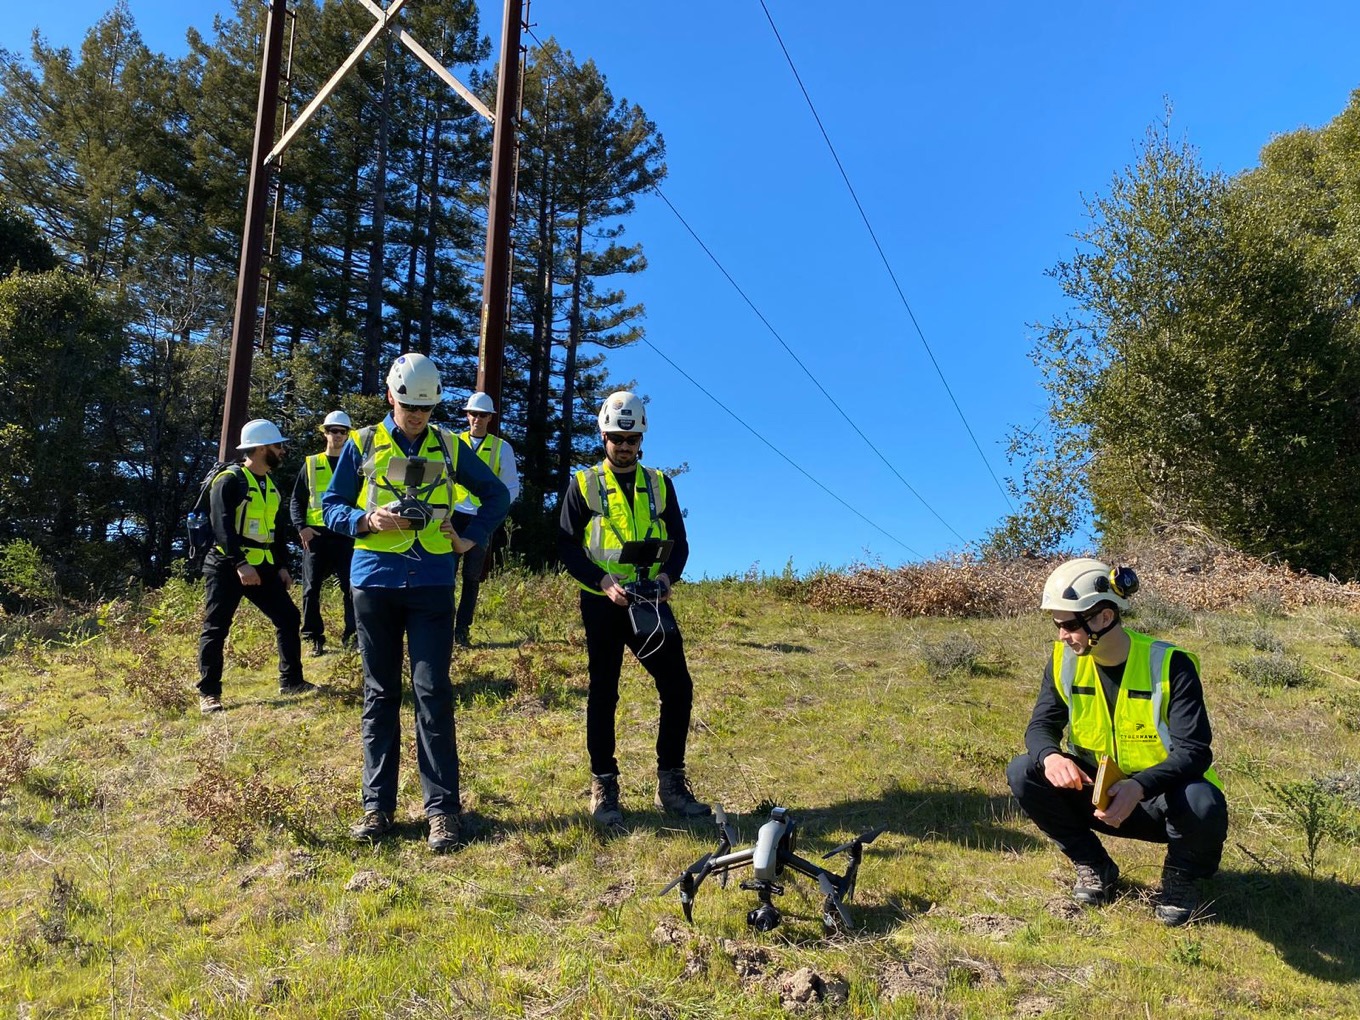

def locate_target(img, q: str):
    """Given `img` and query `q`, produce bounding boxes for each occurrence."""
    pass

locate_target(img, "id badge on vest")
[246,518,264,538]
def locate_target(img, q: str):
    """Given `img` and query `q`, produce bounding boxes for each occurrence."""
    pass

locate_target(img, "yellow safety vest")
[450,433,504,509]
[213,466,279,566]
[1052,628,1222,789]
[304,452,333,528]
[575,462,668,594]
[352,422,459,556]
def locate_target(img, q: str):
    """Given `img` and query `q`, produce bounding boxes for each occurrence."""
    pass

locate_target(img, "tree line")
[988,97,1360,580]
[0,0,664,599]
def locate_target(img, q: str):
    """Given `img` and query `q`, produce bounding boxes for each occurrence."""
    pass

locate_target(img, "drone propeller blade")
[658,852,712,897]
[823,826,887,859]
[817,872,854,930]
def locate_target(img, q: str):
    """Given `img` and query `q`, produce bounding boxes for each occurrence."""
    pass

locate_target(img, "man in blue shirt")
[323,354,510,852]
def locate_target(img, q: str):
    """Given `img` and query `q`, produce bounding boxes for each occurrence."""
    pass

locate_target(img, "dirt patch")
[877,958,944,1001]
[959,913,1027,940]
[776,967,849,1011]
[238,850,316,888]
[1013,994,1060,1017]
[718,938,771,983]
[651,916,690,949]
[597,878,634,908]
[344,870,392,893]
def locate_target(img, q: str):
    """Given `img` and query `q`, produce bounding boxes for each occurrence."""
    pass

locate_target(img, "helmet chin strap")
[1078,611,1119,648]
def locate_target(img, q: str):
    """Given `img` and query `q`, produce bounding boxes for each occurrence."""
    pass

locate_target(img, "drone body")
[659,806,884,933]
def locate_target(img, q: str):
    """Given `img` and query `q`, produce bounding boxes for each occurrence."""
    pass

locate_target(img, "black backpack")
[185,462,242,561]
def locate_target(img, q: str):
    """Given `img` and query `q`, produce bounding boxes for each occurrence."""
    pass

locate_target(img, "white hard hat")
[464,391,496,414]
[597,390,647,434]
[237,418,287,450]
[386,353,443,406]
[1040,558,1132,613]
[321,410,352,430]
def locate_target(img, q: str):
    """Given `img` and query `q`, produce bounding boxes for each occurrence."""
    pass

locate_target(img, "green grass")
[2,570,1359,1017]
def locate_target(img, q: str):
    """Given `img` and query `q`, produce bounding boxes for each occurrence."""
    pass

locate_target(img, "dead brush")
[180,752,314,856]
[0,717,35,792]
[121,645,191,715]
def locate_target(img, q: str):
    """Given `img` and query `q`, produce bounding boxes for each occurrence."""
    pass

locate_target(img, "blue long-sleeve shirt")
[322,414,510,588]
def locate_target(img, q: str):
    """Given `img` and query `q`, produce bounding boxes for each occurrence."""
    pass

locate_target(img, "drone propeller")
[823,826,886,859]
[817,871,854,931]
[659,852,712,898]
[714,806,738,888]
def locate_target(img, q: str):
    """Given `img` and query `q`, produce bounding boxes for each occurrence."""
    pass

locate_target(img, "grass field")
[1,565,1358,1018]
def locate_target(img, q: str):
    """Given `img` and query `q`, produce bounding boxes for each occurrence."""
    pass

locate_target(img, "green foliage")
[0,539,60,606]
[921,632,986,677]
[1266,780,1350,877]
[1128,593,1192,632]
[999,100,1360,575]
[1231,651,1311,689]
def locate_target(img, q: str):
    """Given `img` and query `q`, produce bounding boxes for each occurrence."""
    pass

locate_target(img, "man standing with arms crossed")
[291,410,357,657]
[451,391,519,648]
[323,354,509,852]
[558,390,711,828]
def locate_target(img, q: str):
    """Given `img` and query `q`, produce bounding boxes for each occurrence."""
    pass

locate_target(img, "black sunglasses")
[466,410,491,419]
[398,402,434,412]
[324,427,348,435]
[1053,611,1097,632]
[607,433,642,447]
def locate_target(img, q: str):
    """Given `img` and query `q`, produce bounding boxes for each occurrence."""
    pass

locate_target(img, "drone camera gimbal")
[659,806,885,934]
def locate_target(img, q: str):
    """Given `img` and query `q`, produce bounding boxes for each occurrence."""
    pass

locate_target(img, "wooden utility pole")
[476,0,524,422]
[220,0,289,461]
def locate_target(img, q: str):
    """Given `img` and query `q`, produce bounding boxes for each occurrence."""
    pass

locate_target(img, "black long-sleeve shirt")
[208,466,290,568]
[1023,647,1215,799]
[289,454,339,531]
[557,465,688,590]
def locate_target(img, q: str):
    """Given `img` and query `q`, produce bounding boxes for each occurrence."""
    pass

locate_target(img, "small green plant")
[1230,652,1311,689]
[1247,590,1286,620]
[1131,593,1192,632]
[1247,627,1284,653]
[121,647,191,716]
[180,753,313,856]
[1169,937,1204,966]
[921,633,984,678]
[0,539,61,607]
[1266,779,1349,877]
[1340,625,1360,649]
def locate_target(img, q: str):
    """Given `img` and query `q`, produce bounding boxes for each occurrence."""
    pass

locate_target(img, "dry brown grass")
[802,543,1360,618]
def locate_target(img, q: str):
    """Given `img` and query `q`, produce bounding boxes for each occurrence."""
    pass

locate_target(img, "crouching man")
[1006,558,1228,925]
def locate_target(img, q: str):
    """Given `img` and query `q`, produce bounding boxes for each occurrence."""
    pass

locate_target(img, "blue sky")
[5,1,1360,577]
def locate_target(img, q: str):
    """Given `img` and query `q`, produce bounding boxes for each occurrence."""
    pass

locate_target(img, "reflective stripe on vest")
[304,453,333,528]
[214,467,278,566]
[451,433,503,509]
[1053,628,1222,790]
[352,422,460,556]
[575,462,667,594]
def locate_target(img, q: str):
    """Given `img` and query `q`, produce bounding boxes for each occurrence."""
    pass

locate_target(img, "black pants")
[1006,751,1228,878]
[580,591,693,776]
[451,511,488,635]
[354,585,460,817]
[300,529,355,643]
[197,556,304,696]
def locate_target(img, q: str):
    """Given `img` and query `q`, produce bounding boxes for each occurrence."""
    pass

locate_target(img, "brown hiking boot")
[427,813,460,853]
[1072,859,1120,906]
[1155,865,1200,926]
[199,695,224,714]
[589,773,624,827]
[654,767,712,818]
[349,810,394,841]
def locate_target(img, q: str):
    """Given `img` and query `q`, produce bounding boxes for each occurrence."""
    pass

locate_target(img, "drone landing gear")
[741,879,784,932]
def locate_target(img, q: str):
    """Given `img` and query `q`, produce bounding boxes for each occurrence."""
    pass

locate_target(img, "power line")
[757,0,1015,513]
[640,337,921,558]
[522,28,925,556]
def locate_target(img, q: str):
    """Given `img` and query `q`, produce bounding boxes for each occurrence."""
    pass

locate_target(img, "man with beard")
[196,418,313,714]
[558,390,711,828]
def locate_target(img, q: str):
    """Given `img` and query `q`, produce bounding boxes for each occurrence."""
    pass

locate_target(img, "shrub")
[1129,593,1191,632]
[0,539,61,607]
[1231,652,1311,689]
[922,633,985,678]
[0,717,34,792]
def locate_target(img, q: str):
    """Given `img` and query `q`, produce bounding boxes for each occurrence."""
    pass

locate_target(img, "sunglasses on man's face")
[607,433,642,447]
[466,410,491,419]
[1053,612,1096,633]
[324,427,348,435]
[397,402,434,413]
